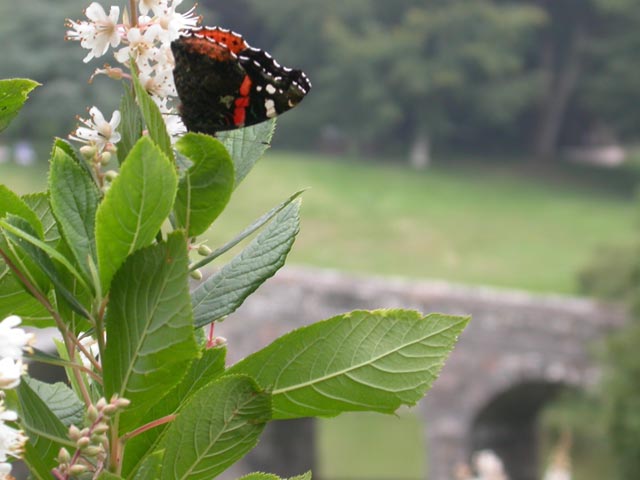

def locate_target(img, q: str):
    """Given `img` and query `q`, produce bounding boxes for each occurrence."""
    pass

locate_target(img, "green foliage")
[0,72,468,479]
[0,78,40,133]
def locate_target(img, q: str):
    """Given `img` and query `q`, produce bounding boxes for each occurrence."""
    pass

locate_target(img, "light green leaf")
[22,192,61,246]
[17,379,74,479]
[119,83,144,165]
[98,473,125,480]
[95,136,177,291]
[0,270,51,326]
[0,184,43,238]
[49,144,100,280]
[0,78,40,133]
[122,346,226,477]
[217,119,275,187]
[190,190,304,272]
[103,233,197,433]
[227,310,470,419]
[160,375,271,480]
[131,66,173,160]
[174,133,234,237]
[191,199,300,327]
[26,377,84,427]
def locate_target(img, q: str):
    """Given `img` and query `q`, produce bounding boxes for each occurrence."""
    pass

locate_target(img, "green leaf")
[95,136,177,291]
[190,190,305,272]
[119,83,144,165]
[22,192,61,246]
[174,133,235,237]
[103,233,197,433]
[0,184,43,238]
[239,473,312,480]
[0,269,51,326]
[133,451,163,480]
[0,78,40,133]
[191,199,300,327]
[227,310,470,419]
[52,137,97,185]
[122,346,226,477]
[98,473,125,480]
[0,217,91,318]
[160,375,271,480]
[26,377,84,427]
[217,119,275,187]
[17,379,73,479]
[131,66,173,161]
[49,144,100,280]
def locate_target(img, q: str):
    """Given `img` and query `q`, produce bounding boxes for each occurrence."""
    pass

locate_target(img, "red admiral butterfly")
[171,27,311,134]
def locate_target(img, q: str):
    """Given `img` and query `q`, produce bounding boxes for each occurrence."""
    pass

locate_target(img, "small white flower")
[114,24,162,64]
[0,402,27,474]
[140,64,176,98]
[0,316,34,362]
[70,107,121,151]
[139,0,167,16]
[0,358,25,390]
[67,3,122,63]
[79,335,101,370]
[154,2,200,42]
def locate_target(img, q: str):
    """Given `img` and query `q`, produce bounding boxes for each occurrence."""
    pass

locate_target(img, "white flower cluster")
[67,0,200,146]
[0,316,34,477]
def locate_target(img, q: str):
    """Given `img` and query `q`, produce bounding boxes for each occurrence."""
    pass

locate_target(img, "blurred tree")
[0,0,120,147]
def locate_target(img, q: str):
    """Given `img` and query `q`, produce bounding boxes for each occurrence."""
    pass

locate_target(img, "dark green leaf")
[119,82,144,165]
[227,310,470,419]
[217,119,275,187]
[0,270,51,326]
[190,190,304,272]
[122,346,226,477]
[95,136,177,291]
[174,133,234,237]
[160,375,271,480]
[17,379,73,479]
[22,192,60,246]
[26,377,84,427]
[0,78,40,133]
[97,473,125,480]
[132,451,163,480]
[239,473,312,480]
[49,144,100,280]
[191,199,300,327]
[103,233,197,433]
[131,67,173,161]
[0,184,43,237]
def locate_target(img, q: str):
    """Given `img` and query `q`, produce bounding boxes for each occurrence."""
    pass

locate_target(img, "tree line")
[2,0,639,163]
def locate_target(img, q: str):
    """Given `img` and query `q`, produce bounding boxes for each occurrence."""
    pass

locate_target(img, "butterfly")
[171,27,312,134]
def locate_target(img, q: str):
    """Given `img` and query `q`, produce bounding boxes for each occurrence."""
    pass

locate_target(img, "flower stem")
[129,0,138,27]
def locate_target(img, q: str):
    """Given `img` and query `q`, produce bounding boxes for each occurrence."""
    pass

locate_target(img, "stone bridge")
[216,267,627,480]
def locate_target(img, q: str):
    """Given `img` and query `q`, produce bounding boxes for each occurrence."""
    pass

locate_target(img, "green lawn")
[205,151,636,294]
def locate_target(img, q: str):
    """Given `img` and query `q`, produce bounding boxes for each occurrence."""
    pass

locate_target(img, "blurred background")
[2,0,640,479]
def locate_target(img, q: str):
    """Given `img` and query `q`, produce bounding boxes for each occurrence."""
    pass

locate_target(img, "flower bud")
[197,245,212,256]
[57,447,71,464]
[190,269,203,281]
[100,151,112,166]
[80,145,97,159]
[105,170,119,182]
[86,404,99,423]
[68,425,82,441]
[69,464,89,476]
[76,437,90,449]
[83,445,103,457]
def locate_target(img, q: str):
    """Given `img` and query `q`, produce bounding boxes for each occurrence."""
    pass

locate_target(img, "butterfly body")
[171,27,311,134]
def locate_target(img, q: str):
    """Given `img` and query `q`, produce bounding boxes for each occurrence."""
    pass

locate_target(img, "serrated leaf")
[190,190,304,271]
[0,184,43,238]
[131,67,173,160]
[123,346,227,477]
[119,83,144,164]
[0,270,51,326]
[17,379,73,479]
[191,199,300,327]
[22,192,60,246]
[217,119,275,187]
[174,133,234,237]
[95,136,177,291]
[103,233,197,433]
[52,137,96,184]
[0,78,40,132]
[160,375,271,480]
[49,144,100,280]
[26,377,84,427]
[1,217,91,318]
[227,310,470,419]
